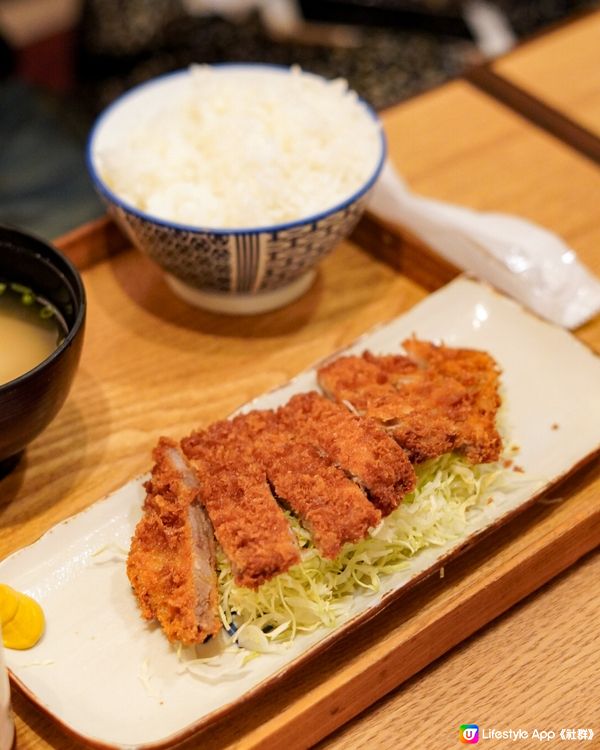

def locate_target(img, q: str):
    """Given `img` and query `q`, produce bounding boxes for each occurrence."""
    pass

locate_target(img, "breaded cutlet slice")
[210,412,381,560]
[402,339,502,463]
[317,354,396,414]
[127,438,221,645]
[277,392,416,516]
[181,430,301,590]
[318,352,465,462]
[318,340,502,464]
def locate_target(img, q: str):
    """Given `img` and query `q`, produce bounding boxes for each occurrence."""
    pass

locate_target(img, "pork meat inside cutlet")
[277,392,416,516]
[127,438,221,645]
[210,411,381,560]
[317,340,502,464]
[181,429,301,590]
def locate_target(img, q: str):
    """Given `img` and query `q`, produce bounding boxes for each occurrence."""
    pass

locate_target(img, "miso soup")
[0,282,67,385]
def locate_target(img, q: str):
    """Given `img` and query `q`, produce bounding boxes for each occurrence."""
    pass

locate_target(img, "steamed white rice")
[95,65,382,229]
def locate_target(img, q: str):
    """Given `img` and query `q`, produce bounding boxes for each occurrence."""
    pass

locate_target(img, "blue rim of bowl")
[86,63,387,236]
[0,224,86,393]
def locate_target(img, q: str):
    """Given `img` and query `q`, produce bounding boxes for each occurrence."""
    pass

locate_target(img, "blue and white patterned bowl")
[87,66,386,314]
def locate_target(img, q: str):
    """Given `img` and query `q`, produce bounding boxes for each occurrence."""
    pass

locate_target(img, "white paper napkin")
[368,161,600,329]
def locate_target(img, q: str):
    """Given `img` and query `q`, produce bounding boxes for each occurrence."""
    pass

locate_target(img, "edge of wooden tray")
[353,213,460,291]
[54,215,130,270]
[463,9,600,165]
[466,66,600,166]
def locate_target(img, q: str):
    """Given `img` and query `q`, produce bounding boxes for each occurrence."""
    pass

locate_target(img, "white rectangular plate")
[2,278,599,749]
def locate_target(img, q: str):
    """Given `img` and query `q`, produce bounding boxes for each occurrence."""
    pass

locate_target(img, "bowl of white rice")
[87,64,385,314]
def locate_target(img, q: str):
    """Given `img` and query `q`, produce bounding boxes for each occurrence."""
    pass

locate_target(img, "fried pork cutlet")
[317,352,465,461]
[127,438,221,645]
[209,412,381,560]
[181,430,301,590]
[402,339,502,464]
[318,339,502,464]
[277,392,416,515]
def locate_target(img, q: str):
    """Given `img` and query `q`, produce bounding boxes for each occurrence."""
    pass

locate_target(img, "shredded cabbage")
[218,453,504,644]
[174,630,267,680]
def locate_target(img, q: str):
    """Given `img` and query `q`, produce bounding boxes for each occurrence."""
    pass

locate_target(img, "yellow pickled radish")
[0,585,45,650]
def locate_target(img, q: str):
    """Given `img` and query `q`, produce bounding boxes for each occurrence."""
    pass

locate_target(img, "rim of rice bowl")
[87,64,386,235]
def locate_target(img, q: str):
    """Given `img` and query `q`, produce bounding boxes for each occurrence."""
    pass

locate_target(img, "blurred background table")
[3,59,600,747]
[493,9,600,139]
[466,8,600,164]
[2,0,599,238]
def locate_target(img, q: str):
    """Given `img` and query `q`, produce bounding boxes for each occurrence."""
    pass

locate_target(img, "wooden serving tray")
[5,81,600,750]
[3,211,596,750]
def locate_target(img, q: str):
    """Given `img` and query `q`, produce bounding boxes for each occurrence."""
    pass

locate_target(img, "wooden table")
[494,10,600,139]
[468,9,600,164]
[3,33,600,750]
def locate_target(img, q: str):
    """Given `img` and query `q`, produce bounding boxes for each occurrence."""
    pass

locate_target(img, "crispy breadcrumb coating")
[202,412,380,559]
[181,429,301,589]
[219,411,381,559]
[318,339,502,464]
[402,339,502,463]
[127,438,221,645]
[278,392,416,515]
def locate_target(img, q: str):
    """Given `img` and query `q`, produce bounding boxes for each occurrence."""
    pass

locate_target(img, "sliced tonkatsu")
[277,392,416,515]
[127,339,504,646]
[127,438,221,645]
[181,429,301,590]
[317,350,466,461]
[317,339,502,464]
[402,339,502,463]
[207,411,381,560]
